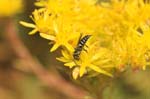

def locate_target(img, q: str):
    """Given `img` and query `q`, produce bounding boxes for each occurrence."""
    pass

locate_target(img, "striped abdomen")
[73,35,91,60]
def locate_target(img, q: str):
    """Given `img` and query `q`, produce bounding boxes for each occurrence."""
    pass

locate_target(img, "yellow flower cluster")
[20,0,150,79]
[0,0,23,17]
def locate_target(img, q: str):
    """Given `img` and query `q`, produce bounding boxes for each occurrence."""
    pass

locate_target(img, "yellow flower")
[57,38,113,79]
[20,9,55,36]
[123,0,150,28]
[20,0,150,79]
[49,27,80,52]
[0,0,23,17]
[20,0,101,52]
[35,0,101,34]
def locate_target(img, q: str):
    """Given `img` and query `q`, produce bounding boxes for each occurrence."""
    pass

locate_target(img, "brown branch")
[4,18,93,99]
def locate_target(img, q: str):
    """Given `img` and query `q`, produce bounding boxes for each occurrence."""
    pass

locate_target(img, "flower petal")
[91,49,107,61]
[53,21,59,34]
[56,57,68,62]
[61,50,71,59]
[64,62,76,68]
[79,65,86,77]
[40,33,55,40]
[65,43,74,52]
[72,67,80,80]
[50,43,60,52]
[89,64,113,77]
[20,21,36,28]
[28,28,38,35]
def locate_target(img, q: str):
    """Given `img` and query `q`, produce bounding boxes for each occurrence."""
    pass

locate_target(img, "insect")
[73,34,91,60]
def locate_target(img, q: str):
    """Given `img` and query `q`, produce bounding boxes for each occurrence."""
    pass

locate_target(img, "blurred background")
[1,0,150,99]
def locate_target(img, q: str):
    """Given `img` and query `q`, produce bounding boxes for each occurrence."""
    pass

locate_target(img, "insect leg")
[83,47,88,53]
[85,44,89,48]
[78,33,83,42]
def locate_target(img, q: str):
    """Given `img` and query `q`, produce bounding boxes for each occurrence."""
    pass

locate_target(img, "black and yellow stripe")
[73,35,91,60]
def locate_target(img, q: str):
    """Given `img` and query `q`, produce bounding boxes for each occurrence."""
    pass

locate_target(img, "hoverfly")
[73,34,91,60]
